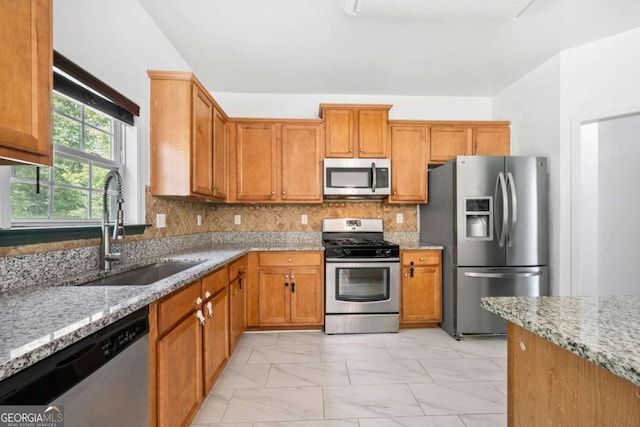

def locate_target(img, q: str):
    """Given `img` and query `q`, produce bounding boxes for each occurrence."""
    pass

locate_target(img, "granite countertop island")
[481,295,640,386]
[482,295,640,425]
[0,242,323,382]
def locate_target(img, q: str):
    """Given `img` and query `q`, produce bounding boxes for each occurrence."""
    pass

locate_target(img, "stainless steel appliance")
[0,307,149,427]
[323,158,391,198]
[323,218,400,334]
[420,156,549,339]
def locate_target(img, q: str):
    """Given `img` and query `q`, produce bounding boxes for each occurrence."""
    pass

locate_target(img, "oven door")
[325,258,399,314]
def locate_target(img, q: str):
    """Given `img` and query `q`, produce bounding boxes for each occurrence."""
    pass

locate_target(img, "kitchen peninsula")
[481,296,640,426]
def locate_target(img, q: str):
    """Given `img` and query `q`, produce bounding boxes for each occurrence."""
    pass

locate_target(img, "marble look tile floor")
[191,328,507,427]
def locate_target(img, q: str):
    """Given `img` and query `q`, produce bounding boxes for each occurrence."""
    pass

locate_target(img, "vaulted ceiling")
[138,0,640,96]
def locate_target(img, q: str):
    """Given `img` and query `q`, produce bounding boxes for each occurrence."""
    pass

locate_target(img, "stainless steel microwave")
[323,158,391,198]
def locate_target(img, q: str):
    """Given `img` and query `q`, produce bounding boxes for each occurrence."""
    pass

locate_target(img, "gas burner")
[321,218,399,259]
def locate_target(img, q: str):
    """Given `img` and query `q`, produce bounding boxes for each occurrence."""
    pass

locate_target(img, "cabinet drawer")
[229,255,247,282]
[258,252,322,267]
[401,250,441,266]
[158,280,202,335]
[202,266,228,298]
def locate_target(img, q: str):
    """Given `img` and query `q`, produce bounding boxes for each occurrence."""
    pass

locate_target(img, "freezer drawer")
[455,266,548,336]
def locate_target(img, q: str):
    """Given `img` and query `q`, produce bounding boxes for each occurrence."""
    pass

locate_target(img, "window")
[10,92,125,225]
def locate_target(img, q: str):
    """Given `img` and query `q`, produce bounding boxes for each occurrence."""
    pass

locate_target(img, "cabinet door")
[358,109,388,158]
[324,109,355,157]
[202,289,229,395]
[229,278,246,353]
[390,124,428,203]
[157,313,203,427]
[212,107,227,200]
[235,123,278,201]
[0,0,52,165]
[474,127,510,156]
[289,267,323,324]
[430,126,473,163]
[191,84,214,196]
[280,124,323,202]
[401,265,442,323]
[258,268,290,324]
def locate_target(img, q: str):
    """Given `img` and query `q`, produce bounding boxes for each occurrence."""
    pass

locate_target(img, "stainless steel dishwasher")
[0,306,149,427]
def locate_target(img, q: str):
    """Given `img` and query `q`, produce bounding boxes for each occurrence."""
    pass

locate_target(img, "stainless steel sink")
[79,262,202,286]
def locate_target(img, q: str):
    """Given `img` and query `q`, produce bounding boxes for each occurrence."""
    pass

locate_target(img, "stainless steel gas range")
[322,218,400,334]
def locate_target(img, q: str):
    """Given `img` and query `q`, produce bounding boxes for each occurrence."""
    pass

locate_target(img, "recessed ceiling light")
[344,0,536,20]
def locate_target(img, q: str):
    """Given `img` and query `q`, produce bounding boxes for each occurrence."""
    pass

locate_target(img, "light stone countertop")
[0,243,322,382]
[481,296,640,387]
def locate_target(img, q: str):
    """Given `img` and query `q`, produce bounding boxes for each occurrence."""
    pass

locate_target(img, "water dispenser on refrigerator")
[464,197,492,240]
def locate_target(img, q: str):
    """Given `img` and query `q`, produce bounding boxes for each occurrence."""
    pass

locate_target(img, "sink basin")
[79,262,202,286]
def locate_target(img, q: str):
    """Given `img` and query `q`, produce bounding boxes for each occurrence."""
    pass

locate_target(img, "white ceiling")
[138,0,640,96]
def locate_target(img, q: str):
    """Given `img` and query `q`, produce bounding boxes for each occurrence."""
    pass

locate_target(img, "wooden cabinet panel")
[212,107,228,200]
[358,109,388,158]
[258,252,322,267]
[0,0,52,165]
[156,313,202,427]
[290,267,323,324]
[149,71,228,200]
[280,124,323,202]
[157,281,202,336]
[229,275,246,353]
[235,123,278,201]
[474,127,510,156]
[202,289,228,394]
[400,250,442,326]
[191,85,214,196]
[430,126,473,163]
[321,104,391,158]
[202,266,228,299]
[229,255,247,282]
[324,109,354,157]
[253,251,323,327]
[389,124,428,203]
[258,268,290,324]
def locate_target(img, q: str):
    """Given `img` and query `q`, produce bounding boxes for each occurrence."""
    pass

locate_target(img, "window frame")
[8,91,126,227]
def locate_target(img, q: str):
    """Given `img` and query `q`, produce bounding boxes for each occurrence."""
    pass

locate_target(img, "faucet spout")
[100,171,125,270]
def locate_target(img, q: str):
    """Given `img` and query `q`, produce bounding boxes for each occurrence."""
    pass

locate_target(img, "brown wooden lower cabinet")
[202,288,229,395]
[400,250,442,328]
[508,322,640,426]
[247,251,324,329]
[229,255,247,354]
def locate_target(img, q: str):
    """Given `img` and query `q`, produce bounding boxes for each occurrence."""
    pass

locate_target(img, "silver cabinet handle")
[196,309,206,326]
[207,301,213,318]
[464,271,542,279]
[494,172,508,247]
[506,171,517,247]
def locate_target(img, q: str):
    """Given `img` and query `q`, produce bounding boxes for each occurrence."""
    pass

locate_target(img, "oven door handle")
[325,257,400,263]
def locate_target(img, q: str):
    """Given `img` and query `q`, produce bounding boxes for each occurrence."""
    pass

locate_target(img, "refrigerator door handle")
[464,271,542,279]
[494,172,508,247]
[506,172,517,247]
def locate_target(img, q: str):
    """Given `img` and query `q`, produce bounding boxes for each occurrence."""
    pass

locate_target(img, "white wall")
[493,27,640,296]
[212,92,493,120]
[53,0,191,223]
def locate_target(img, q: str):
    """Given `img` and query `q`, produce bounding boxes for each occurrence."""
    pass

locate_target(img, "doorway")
[572,111,640,296]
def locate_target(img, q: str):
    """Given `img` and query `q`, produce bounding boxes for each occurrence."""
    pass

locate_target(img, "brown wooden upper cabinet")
[389,123,429,204]
[429,123,510,164]
[320,104,391,158]
[229,120,324,203]
[0,0,53,166]
[148,71,228,201]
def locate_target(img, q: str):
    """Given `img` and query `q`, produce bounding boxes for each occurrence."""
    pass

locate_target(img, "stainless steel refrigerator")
[420,156,549,339]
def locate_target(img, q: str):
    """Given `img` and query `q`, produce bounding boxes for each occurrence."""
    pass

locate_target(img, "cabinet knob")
[419,257,424,262]
[349,148,353,153]
[196,297,203,306]
[393,191,397,195]
[288,258,292,262]
[205,291,211,299]
[271,191,275,195]
[211,185,218,190]
[282,191,286,195]
[404,273,408,277]
[359,148,364,153]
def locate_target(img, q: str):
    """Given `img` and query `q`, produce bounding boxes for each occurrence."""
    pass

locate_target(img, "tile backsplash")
[0,187,418,257]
